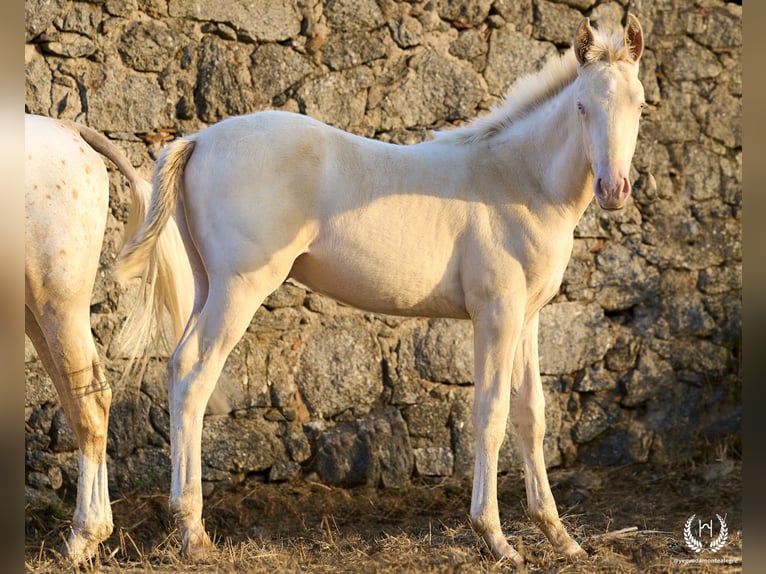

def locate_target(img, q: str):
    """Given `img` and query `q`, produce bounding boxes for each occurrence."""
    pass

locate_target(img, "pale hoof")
[181,528,215,560]
[63,532,101,564]
[557,538,587,559]
[479,529,525,566]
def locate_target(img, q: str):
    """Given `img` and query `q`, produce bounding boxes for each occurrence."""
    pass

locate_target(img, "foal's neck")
[496,82,594,229]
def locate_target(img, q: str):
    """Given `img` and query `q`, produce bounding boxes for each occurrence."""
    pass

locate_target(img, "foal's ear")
[574,18,595,67]
[624,13,644,62]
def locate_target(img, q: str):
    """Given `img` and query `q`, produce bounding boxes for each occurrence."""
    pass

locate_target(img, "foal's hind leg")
[510,315,585,558]
[167,271,282,558]
[25,304,113,562]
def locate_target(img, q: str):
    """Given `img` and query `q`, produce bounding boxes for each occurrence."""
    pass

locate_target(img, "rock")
[25,0,67,41]
[297,67,374,131]
[574,365,617,393]
[169,0,301,42]
[538,303,614,375]
[435,0,492,28]
[202,414,281,475]
[578,419,654,466]
[532,0,583,45]
[313,410,413,488]
[118,20,181,72]
[251,44,315,103]
[24,46,52,114]
[324,0,385,32]
[620,347,675,407]
[320,28,389,71]
[82,66,174,131]
[572,399,620,444]
[390,16,423,49]
[369,51,485,130]
[194,36,260,123]
[413,446,454,477]
[591,243,660,312]
[485,25,557,96]
[295,316,383,420]
[40,32,96,58]
[398,319,474,385]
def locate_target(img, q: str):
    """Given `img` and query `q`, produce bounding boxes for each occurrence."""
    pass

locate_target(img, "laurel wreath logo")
[684,514,729,553]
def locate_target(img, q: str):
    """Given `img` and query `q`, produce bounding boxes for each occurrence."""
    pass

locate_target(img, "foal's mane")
[433,25,634,145]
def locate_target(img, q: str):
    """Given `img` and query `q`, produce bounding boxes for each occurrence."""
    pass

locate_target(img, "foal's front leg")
[469,301,524,564]
[510,315,585,558]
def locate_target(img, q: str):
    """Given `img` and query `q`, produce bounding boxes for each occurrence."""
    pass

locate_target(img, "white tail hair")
[113,138,196,376]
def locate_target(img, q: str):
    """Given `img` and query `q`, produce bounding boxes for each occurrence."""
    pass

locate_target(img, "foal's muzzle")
[595,175,631,210]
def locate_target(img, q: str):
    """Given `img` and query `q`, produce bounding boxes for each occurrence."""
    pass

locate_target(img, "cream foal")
[116,16,645,564]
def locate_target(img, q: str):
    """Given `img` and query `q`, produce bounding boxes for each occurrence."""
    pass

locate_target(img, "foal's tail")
[111,137,196,373]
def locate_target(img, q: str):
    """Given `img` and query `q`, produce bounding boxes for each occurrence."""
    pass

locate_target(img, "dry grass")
[26,450,742,573]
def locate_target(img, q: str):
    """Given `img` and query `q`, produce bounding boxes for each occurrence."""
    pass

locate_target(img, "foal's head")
[573,14,645,210]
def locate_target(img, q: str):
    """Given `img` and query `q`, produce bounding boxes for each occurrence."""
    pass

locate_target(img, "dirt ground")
[25,447,741,573]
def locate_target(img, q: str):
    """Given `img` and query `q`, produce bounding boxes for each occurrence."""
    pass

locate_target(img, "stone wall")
[25,0,741,505]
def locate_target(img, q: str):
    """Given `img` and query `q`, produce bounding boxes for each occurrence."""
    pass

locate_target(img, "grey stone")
[399,319,474,385]
[667,37,722,81]
[698,264,741,295]
[321,28,389,71]
[269,459,302,482]
[251,44,315,103]
[169,0,301,42]
[532,0,583,45]
[538,303,614,375]
[485,26,557,96]
[621,347,675,407]
[297,67,374,131]
[194,36,259,123]
[390,16,423,49]
[313,410,413,488]
[202,414,280,474]
[403,399,452,444]
[49,408,78,453]
[574,365,617,393]
[591,243,660,312]
[370,51,485,130]
[118,20,180,72]
[578,419,654,466]
[449,28,488,61]
[40,33,96,58]
[413,446,454,477]
[25,0,67,41]
[435,0,492,28]
[324,0,385,32]
[24,46,52,115]
[572,399,620,444]
[687,4,742,52]
[295,316,383,419]
[54,1,102,37]
[82,66,174,132]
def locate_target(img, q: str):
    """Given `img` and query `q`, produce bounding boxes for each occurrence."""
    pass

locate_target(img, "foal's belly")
[288,250,470,319]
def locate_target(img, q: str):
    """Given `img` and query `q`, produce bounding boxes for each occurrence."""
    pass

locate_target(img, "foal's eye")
[577,102,585,115]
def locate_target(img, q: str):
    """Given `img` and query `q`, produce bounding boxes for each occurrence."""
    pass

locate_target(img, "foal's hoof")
[558,539,588,560]
[487,538,525,567]
[181,531,215,561]
[63,533,100,565]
